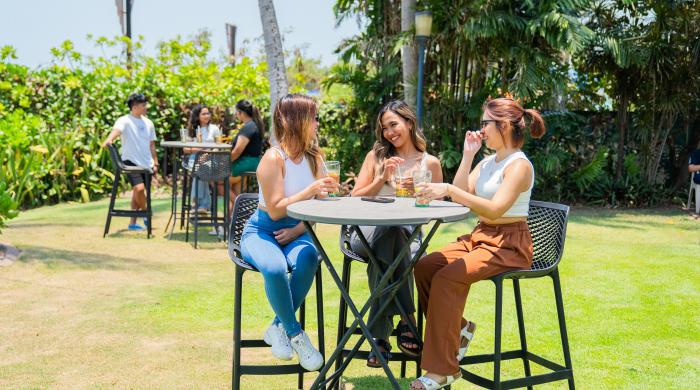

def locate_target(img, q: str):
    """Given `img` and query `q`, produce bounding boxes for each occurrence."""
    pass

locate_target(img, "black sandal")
[396,322,422,357]
[367,339,393,368]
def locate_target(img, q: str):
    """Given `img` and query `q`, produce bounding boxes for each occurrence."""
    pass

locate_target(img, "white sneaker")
[290,331,323,371]
[263,323,293,361]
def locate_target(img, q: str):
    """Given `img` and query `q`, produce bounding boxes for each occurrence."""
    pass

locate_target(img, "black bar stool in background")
[239,170,258,193]
[103,144,152,238]
[185,150,231,248]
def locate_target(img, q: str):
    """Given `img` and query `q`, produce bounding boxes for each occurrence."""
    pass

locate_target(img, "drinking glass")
[325,161,341,197]
[180,128,189,142]
[412,170,432,207]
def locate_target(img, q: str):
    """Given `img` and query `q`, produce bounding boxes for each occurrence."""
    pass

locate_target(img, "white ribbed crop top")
[258,147,317,208]
[475,151,533,217]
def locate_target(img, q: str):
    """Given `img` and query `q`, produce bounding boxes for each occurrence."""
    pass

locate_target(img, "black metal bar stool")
[239,170,258,193]
[227,193,325,390]
[458,201,575,389]
[333,224,424,385]
[103,144,152,238]
[185,150,230,248]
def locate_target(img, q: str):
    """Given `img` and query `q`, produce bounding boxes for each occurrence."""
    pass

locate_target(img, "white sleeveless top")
[475,151,533,217]
[376,152,429,196]
[258,147,317,208]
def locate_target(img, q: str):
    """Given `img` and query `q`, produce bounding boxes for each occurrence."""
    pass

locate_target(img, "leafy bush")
[0,182,18,233]
[1,35,270,209]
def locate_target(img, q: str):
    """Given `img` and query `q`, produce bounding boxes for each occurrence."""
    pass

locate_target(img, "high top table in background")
[161,141,231,239]
[287,196,469,389]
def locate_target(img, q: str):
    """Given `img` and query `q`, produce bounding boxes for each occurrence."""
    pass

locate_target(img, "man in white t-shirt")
[102,93,159,231]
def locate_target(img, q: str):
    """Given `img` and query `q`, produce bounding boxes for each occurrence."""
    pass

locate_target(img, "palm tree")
[258,0,288,141]
[401,0,417,109]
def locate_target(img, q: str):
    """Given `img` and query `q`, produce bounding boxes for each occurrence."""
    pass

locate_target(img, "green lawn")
[0,196,698,389]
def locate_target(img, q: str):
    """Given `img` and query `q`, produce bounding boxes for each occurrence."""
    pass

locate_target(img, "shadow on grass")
[340,375,412,390]
[18,245,148,270]
[160,231,228,248]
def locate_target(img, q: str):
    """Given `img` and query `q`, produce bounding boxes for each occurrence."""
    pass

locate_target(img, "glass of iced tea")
[325,161,340,197]
[412,170,432,207]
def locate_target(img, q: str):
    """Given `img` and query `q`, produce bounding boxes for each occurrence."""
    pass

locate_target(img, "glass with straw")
[394,161,413,197]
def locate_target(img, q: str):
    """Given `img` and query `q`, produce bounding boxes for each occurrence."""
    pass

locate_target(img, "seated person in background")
[410,98,546,390]
[689,144,700,214]
[102,92,158,232]
[230,99,265,208]
[184,104,221,216]
[350,100,443,367]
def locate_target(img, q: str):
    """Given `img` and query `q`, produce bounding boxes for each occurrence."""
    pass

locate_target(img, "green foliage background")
[0,36,269,209]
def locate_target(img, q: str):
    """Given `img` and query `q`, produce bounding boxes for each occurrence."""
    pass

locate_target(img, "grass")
[0,196,698,389]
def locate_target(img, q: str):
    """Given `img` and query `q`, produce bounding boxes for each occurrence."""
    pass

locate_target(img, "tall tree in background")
[258,0,288,141]
[401,0,417,109]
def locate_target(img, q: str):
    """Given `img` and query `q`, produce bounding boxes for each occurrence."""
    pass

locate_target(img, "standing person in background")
[102,93,158,232]
[230,99,265,208]
[689,143,700,215]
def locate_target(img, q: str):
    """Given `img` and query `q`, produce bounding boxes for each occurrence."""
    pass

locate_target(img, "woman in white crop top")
[409,98,546,390]
[351,100,443,366]
[240,94,338,372]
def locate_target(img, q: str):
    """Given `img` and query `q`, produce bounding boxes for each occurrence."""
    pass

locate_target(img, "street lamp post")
[415,10,432,129]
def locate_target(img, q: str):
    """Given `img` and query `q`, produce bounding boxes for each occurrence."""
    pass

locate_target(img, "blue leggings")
[241,209,319,337]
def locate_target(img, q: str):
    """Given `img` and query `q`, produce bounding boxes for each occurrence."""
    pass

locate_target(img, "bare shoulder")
[363,150,378,164]
[425,154,442,169]
[260,148,284,167]
[504,158,533,179]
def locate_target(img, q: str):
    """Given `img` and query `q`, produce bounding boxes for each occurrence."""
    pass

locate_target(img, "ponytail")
[483,98,546,148]
[524,109,545,139]
[236,99,266,138]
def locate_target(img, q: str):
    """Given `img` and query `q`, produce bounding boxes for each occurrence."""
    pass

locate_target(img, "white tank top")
[258,147,317,208]
[475,151,533,217]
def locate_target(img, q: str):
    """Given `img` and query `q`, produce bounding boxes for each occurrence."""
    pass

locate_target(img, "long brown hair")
[483,98,546,148]
[371,100,427,168]
[273,94,323,177]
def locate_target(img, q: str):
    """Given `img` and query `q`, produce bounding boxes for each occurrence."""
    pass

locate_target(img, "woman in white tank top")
[240,94,338,372]
[409,98,547,390]
[351,100,443,366]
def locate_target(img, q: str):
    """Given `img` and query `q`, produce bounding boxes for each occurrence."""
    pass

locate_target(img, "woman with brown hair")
[351,100,443,367]
[409,98,546,390]
[240,94,338,371]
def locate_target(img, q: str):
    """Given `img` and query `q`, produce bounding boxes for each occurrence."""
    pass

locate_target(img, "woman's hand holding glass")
[415,182,450,200]
[305,177,340,199]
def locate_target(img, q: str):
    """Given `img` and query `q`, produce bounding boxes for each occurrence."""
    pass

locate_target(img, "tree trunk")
[401,0,417,110]
[615,92,629,183]
[258,0,288,144]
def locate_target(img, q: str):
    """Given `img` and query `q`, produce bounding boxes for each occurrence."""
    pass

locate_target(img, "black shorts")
[123,160,151,187]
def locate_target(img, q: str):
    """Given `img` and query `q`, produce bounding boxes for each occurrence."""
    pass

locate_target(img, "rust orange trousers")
[415,221,533,375]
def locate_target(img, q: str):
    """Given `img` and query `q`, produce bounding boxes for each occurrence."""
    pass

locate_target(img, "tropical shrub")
[0,34,270,209]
